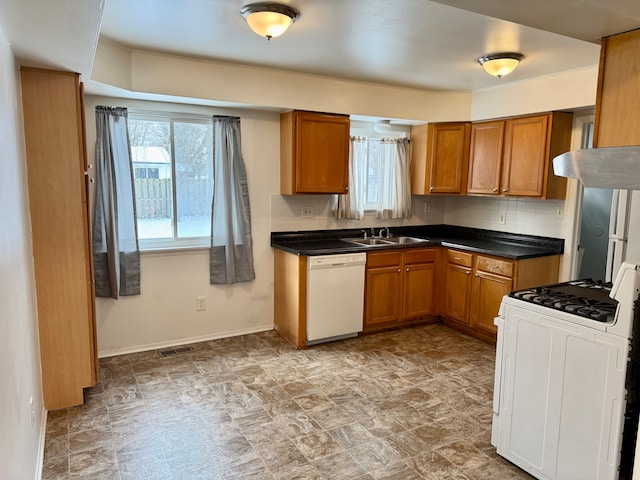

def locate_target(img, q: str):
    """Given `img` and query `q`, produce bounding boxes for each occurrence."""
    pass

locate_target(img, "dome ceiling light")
[240,2,300,41]
[477,52,525,78]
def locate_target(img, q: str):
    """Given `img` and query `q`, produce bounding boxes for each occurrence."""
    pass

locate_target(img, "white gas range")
[492,262,640,480]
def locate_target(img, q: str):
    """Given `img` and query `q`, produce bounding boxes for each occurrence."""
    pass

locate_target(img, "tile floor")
[42,324,534,479]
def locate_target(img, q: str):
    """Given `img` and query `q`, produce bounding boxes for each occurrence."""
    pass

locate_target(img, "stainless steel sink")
[341,238,394,247]
[384,236,430,244]
[341,236,429,247]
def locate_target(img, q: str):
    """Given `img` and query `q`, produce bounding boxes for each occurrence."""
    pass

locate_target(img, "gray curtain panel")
[210,116,255,284]
[93,106,141,298]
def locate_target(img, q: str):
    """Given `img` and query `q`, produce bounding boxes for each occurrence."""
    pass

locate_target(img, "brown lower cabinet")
[442,248,560,343]
[363,248,438,333]
[273,244,561,348]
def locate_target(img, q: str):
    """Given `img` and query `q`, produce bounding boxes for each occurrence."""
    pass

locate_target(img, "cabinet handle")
[454,257,463,262]
[475,273,479,277]
[492,188,498,193]
[429,186,434,192]
[465,271,470,275]
[397,268,401,273]
[406,268,410,272]
[502,188,508,193]
[345,186,349,192]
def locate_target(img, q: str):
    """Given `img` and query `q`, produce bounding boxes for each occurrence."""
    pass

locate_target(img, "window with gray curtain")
[210,116,255,284]
[93,106,141,298]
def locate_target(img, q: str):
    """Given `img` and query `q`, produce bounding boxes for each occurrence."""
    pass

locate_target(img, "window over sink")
[350,125,409,211]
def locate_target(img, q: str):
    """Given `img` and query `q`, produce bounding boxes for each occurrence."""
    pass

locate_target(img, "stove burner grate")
[509,279,618,323]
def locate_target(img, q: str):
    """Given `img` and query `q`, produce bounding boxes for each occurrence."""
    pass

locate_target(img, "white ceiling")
[0,0,638,93]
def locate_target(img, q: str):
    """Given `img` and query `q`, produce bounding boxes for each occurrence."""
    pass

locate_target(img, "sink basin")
[341,238,394,247]
[384,236,430,244]
[341,236,430,247]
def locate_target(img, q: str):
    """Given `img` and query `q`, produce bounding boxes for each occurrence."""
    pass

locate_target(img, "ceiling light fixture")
[477,52,525,78]
[240,2,300,40]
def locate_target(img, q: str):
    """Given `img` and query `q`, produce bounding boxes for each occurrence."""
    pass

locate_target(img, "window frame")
[350,127,408,211]
[128,110,214,251]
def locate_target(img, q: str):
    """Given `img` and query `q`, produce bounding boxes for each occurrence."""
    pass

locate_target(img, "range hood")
[553,147,640,190]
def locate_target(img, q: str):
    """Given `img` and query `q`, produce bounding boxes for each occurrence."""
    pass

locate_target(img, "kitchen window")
[128,112,213,249]
[351,127,409,211]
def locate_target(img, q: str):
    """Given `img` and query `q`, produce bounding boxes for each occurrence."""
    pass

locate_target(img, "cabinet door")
[365,266,403,326]
[445,263,473,324]
[468,121,504,195]
[470,271,512,336]
[403,262,435,319]
[21,68,97,409]
[428,122,470,194]
[595,29,640,147]
[294,111,350,194]
[502,115,549,197]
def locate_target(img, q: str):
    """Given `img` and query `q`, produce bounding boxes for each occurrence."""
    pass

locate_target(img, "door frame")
[560,110,594,281]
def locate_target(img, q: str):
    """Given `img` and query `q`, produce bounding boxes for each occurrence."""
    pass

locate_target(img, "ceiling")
[0,0,639,93]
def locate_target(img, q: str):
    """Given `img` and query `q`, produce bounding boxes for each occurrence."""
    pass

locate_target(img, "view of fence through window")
[128,114,213,247]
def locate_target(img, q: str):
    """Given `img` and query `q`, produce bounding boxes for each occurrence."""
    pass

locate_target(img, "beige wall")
[91,39,473,122]
[87,97,280,356]
[470,65,598,120]
[0,25,46,480]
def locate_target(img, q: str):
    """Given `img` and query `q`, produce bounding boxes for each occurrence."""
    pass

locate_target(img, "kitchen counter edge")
[271,225,564,260]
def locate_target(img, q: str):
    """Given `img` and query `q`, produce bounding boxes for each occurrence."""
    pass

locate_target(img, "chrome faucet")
[379,227,389,238]
[361,229,368,239]
[371,227,376,238]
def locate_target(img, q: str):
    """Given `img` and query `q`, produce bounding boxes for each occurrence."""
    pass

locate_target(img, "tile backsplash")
[270,194,446,232]
[270,193,566,239]
[444,196,565,238]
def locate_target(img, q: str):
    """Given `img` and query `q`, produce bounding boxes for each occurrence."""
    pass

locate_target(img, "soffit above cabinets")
[0,0,637,92]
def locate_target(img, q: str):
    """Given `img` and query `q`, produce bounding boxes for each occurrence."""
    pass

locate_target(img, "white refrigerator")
[606,189,632,282]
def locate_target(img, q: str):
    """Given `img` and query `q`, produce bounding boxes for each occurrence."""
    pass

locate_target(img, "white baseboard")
[35,407,47,480]
[98,324,274,358]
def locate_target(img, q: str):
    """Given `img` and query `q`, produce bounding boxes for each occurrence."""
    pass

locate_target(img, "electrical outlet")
[196,296,206,311]
[29,396,35,428]
[555,207,563,218]
[498,212,506,225]
[302,206,313,218]
[426,203,434,214]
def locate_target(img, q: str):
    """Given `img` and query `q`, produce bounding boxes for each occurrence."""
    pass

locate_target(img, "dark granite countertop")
[271,225,564,260]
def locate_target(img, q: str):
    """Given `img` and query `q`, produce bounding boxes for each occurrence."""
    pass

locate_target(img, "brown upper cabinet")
[467,120,505,195]
[411,122,471,195]
[594,28,640,147]
[280,110,350,195]
[468,112,573,199]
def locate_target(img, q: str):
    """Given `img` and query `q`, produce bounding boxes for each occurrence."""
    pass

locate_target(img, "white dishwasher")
[306,252,366,344]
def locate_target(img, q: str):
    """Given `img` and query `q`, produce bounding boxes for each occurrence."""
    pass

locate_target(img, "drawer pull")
[454,257,463,262]
[475,273,479,277]
[465,271,470,275]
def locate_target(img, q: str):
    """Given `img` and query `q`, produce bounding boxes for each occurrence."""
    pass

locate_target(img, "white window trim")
[129,110,213,251]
